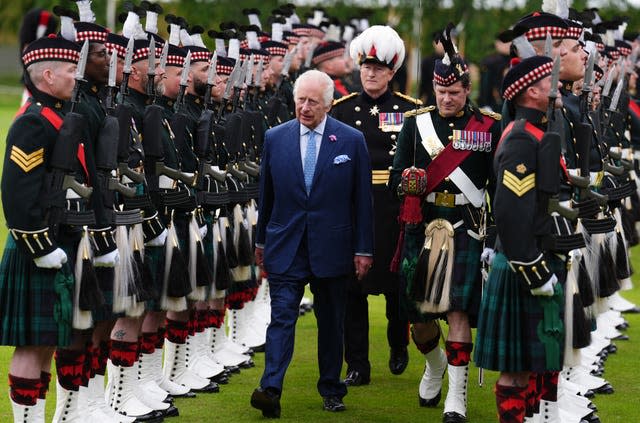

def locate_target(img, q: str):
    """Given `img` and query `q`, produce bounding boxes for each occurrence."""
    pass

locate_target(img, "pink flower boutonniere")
[329,134,337,142]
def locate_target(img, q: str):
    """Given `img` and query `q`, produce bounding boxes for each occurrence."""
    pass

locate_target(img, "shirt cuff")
[255,243,265,249]
[355,252,373,257]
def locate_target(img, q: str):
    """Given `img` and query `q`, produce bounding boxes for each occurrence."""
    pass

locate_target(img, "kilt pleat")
[0,237,75,347]
[474,252,565,373]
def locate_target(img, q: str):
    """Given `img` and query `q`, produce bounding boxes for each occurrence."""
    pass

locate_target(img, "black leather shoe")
[251,387,281,418]
[389,347,409,375]
[442,411,467,422]
[192,381,219,393]
[621,306,640,314]
[419,390,441,407]
[344,370,370,386]
[322,396,346,412]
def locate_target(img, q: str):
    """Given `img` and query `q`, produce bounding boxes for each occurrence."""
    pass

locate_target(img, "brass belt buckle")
[435,192,455,208]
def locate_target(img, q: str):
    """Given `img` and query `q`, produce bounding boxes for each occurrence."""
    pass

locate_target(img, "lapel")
[312,116,340,186]
[284,120,305,189]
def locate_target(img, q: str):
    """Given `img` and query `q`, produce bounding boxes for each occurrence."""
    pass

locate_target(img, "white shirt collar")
[300,115,328,137]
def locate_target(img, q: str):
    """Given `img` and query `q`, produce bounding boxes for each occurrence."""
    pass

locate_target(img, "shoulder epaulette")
[480,109,502,121]
[393,91,423,105]
[332,92,358,107]
[404,106,435,118]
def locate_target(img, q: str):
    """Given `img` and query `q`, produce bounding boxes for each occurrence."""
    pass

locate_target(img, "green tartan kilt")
[400,219,483,326]
[474,252,565,373]
[0,237,76,347]
[144,245,165,311]
[92,267,115,322]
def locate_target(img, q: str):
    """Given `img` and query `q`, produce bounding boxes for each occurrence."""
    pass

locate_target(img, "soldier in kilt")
[389,25,501,423]
[0,35,83,422]
[474,56,566,423]
[159,26,228,393]
[331,25,418,385]
[102,12,176,419]
[50,9,130,421]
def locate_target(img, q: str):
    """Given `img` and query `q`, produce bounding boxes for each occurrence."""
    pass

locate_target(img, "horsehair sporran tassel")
[73,227,95,329]
[161,220,188,312]
[113,225,135,314]
[187,213,206,301]
[126,224,145,317]
[420,219,454,314]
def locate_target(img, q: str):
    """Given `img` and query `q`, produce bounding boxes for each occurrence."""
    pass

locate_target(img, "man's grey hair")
[26,61,55,86]
[293,69,334,107]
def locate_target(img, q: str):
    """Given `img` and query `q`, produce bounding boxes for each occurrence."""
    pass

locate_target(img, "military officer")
[331,25,419,385]
[0,34,82,422]
[389,25,501,423]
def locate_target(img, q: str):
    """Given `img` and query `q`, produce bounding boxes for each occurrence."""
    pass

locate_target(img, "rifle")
[543,56,578,220]
[116,37,145,185]
[195,53,228,183]
[44,42,95,235]
[143,41,197,189]
[216,58,241,122]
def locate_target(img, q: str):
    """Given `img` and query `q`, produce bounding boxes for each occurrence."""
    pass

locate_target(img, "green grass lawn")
[0,91,639,421]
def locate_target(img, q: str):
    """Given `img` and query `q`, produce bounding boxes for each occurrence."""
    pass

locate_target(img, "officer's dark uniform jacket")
[3,91,88,258]
[332,89,421,293]
[180,93,203,173]
[121,88,147,171]
[493,107,555,289]
[390,102,501,228]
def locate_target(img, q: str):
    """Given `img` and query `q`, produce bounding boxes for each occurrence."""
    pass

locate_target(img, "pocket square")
[333,155,351,165]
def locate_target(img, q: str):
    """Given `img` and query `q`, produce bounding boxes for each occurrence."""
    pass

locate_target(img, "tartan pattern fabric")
[55,349,85,391]
[446,341,473,366]
[195,309,209,332]
[165,318,189,343]
[209,309,225,328]
[474,252,565,373]
[495,383,527,423]
[96,341,109,375]
[525,373,538,417]
[0,236,76,347]
[92,267,115,322]
[144,245,165,312]
[87,345,99,379]
[140,332,158,355]
[155,328,166,349]
[109,340,138,367]
[39,371,51,400]
[9,374,41,406]
[539,371,559,401]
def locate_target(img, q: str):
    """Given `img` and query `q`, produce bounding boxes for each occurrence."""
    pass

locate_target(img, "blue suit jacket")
[256,115,374,278]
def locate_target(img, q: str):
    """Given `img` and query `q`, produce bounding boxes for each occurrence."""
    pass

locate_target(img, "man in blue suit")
[251,69,374,418]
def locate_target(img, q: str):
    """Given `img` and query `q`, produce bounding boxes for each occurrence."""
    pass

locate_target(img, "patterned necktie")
[303,130,317,193]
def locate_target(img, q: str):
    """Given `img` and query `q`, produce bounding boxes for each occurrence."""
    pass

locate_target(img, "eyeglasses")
[89,50,108,58]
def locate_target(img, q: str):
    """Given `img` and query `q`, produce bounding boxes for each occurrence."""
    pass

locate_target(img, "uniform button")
[448,123,454,128]
[445,177,450,182]
[391,134,397,141]
[448,135,453,140]
[393,104,399,110]
[354,106,361,112]
[356,120,362,126]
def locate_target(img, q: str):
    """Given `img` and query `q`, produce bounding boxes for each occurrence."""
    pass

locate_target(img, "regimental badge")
[451,130,492,152]
[516,163,527,174]
[369,105,379,116]
[379,112,404,133]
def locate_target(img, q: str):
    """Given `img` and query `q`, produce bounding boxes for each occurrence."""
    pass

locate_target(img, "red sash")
[425,115,495,194]
[629,99,640,120]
